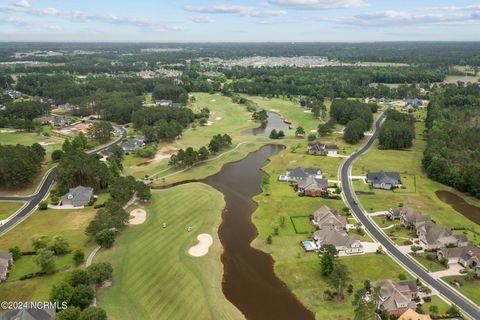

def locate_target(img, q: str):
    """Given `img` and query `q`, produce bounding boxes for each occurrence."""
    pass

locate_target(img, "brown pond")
[241,111,291,137]
[203,144,314,320]
[435,190,480,225]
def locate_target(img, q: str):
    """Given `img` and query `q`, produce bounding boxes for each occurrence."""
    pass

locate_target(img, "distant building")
[37,115,70,126]
[155,99,173,107]
[307,142,339,156]
[0,307,56,320]
[60,186,93,207]
[404,98,423,109]
[366,171,402,190]
[121,139,146,152]
[6,90,22,99]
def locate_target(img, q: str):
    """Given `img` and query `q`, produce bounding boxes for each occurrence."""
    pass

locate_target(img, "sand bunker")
[210,99,217,102]
[204,121,214,126]
[188,234,213,257]
[215,117,222,121]
[303,110,312,113]
[39,141,56,146]
[269,109,280,113]
[0,129,18,133]
[129,209,146,225]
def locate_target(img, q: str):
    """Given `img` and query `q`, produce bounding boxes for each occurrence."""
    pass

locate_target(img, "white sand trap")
[269,109,280,112]
[154,146,178,161]
[310,129,317,133]
[303,110,312,113]
[210,99,216,102]
[188,234,213,257]
[0,129,18,133]
[215,117,222,121]
[129,209,146,225]
[204,121,214,126]
[39,142,55,146]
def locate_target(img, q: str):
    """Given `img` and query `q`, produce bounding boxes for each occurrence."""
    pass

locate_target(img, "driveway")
[430,264,465,279]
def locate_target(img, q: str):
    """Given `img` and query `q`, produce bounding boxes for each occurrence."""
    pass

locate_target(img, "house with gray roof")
[155,99,173,107]
[307,142,339,156]
[297,176,328,197]
[416,221,469,250]
[371,279,418,317]
[0,307,56,320]
[312,205,347,230]
[121,139,146,152]
[0,252,13,282]
[437,244,480,268]
[60,186,93,208]
[285,167,322,182]
[313,227,363,255]
[395,208,431,229]
[366,171,403,190]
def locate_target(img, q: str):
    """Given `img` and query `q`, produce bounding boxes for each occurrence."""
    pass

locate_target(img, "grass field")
[96,184,244,320]
[0,130,63,161]
[441,276,480,306]
[0,201,24,220]
[422,295,451,316]
[410,252,447,272]
[250,146,412,319]
[0,207,97,302]
[352,121,480,228]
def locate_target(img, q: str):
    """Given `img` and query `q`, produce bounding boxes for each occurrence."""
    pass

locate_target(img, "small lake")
[241,111,291,137]
[436,190,480,225]
[203,144,314,320]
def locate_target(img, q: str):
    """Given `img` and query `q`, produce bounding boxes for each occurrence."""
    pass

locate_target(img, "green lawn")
[96,184,243,320]
[0,130,63,161]
[353,121,480,228]
[0,201,24,220]
[410,252,447,272]
[250,146,412,319]
[0,207,97,302]
[421,295,452,316]
[442,276,480,306]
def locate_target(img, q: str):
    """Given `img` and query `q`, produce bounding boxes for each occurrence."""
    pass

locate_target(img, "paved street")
[340,109,480,319]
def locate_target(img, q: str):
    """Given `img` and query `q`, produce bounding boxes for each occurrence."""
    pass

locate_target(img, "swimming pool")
[302,241,317,251]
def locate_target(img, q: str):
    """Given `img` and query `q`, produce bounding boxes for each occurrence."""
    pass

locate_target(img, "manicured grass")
[0,207,96,302]
[410,252,447,272]
[353,121,480,228]
[250,146,412,319]
[421,295,452,316]
[0,130,63,161]
[96,184,243,320]
[0,201,24,220]
[290,216,316,234]
[124,92,259,178]
[441,276,480,306]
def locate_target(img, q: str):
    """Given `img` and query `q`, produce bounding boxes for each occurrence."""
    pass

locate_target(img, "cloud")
[267,0,366,10]
[3,16,61,31]
[0,1,60,16]
[184,4,286,17]
[14,0,30,8]
[191,16,215,24]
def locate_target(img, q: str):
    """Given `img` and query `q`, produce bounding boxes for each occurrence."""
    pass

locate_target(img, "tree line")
[379,109,416,149]
[169,134,232,167]
[329,99,375,144]
[0,143,45,188]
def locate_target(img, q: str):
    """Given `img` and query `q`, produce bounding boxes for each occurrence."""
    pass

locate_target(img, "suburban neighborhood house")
[0,252,13,282]
[387,207,431,229]
[308,205,364,255]
[285,167,323,182]
[437,244,480,272]
[297,175,328,196]
[121,139,146,153]
[155,99,173,107]
[398,308,431,320]
[366,171,403,190]
[371,279,418,317]
[416,221,468,250]
[307,142,339,156]
[60,186,94,207]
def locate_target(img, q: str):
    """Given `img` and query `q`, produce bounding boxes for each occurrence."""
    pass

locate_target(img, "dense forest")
[379,109,415,149]
[329,99,375,144]
[0,143,46,188]
[423,83,480,197]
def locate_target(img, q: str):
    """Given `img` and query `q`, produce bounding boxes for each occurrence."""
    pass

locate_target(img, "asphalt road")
[0,124,127,236]
[340,109,480,319]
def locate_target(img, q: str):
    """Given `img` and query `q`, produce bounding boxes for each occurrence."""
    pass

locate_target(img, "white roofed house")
[60,186,94,208]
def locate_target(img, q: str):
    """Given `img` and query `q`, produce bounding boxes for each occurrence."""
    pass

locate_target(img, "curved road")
[0,124,127,236]
[340,109,480,319]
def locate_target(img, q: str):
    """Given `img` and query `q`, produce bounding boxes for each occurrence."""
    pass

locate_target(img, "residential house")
[6,90,22,99]
[57,103,78,112]
[404,98,423,109]
[297,176,328,197]
[285,167,322,183]
[437,244,480,267]
[37,115,70,126]
[417,221,468,250]
[307,142,339,156]
[366,171,403,190]
[397,209,431,229]
[60,186,93,207]
[0,252,13,282]
[155,99,173,107]
[121,139,146,152]
[398,308,431,320]
[312,205,347,230]
[371,279,418,317]
[0,307,56,320]
[313,227,363,255]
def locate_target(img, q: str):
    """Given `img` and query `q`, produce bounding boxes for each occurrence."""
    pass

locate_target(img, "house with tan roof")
[371,279,418,317]
[312,205,347,230]
[437,244,480,268]
[399,209,431,229]
[313,227,363,255]
[398,308,431,320]
[297,176,328,197]
[0,252,13,282]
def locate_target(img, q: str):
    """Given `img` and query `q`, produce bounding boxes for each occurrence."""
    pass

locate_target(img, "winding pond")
[203,144,314,320]
[241,111,291,137]
[436,190,480,225]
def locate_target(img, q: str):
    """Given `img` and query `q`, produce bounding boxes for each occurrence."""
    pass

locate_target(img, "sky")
[0,0,479,42]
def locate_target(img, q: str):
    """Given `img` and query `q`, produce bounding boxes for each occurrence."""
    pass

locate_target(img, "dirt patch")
[129,209,147,225]
[54,123,92,136]
[135,146,178,167]
[188,234,213,257]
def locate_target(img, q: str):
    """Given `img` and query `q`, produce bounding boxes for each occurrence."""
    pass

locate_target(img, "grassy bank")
[96,184,244,320]
[0,201,24,220]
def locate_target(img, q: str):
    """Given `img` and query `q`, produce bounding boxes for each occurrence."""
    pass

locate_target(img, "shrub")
[38,201,49,210]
